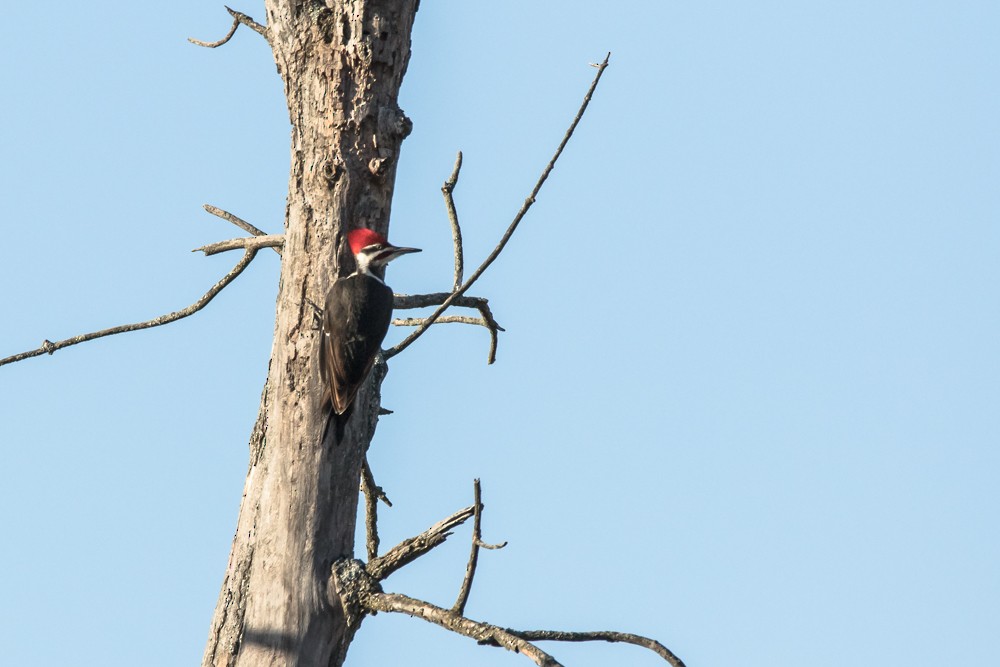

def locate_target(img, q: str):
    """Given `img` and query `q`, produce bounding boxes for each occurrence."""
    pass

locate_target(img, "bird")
[319,227,420,441]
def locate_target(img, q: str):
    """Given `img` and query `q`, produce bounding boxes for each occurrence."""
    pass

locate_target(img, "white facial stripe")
[352,248,386,285]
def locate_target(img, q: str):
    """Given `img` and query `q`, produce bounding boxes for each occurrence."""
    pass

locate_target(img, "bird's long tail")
[320,403,352,446]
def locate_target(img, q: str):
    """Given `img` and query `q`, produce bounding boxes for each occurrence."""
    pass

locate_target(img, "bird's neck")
[352,254,386,285]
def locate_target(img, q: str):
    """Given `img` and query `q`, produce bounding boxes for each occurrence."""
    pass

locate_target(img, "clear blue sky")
[2,2,998,666]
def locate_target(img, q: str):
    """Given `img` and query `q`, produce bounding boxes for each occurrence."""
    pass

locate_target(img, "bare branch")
[476,537,507,550]
[392,316,489,327]
[383,53,611,362]
[203,204,267,236]
[391,293,504,364]
[452,479,507,616]
[359,460,379,563]
[451,490,482,617]
[442,151,465,291]
[193,234,285,256]
[363,458,392,508]
[392,315,500,363]
[392,293,489,311]
[201,204,281,257]
[367,505,475,581]
[507,630,687,667]
[224,6,268,37]
[0,249,260,368]
[188,18,238,48]
[364,592,562,667]
[360,457,392,563]
[188,6,269,47]
[1,203,280,368]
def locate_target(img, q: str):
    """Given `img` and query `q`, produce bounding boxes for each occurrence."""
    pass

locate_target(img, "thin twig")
[391,293,504,364]
[451,483,482,617]
[364,592,562,667]
[367,505,475,581]
[189,18,238,48]
[203,204,267,235]
[442,151,465,291]
[392,293,494,312]
[360,457,392,563]
[188,6,269,47]
[225,6,268,37]
[392,316,490,327]
[360,458,381,562]
[383,53,611,362]
[364,459,392,508]
[193,234,285,256]
[202,204,281,256]
[392,315,502,363]
[452,479,507,616]
[0,249,259,368]
[507,630,687,667]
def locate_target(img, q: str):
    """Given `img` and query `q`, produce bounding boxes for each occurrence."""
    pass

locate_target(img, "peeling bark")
[201,2,419,665]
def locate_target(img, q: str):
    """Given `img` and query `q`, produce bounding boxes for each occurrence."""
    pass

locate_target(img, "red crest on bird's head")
[347,228,388,255]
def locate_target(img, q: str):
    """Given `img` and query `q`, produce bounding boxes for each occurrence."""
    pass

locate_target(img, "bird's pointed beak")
[385,245,421,260]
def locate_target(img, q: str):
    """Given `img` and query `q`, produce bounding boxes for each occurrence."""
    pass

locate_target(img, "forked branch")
[364,592,563,667]
[366,505,476,581]
[507,630,687,667]
[202,204,282,255]
[392,293,503,364]
[385,150,501,364]
[193,234,284,256]
[360,456,392,562]
[351,472,683,665]
[453,479,506,616]
[0,249,260,368]
[443,151,465,290]
[384,53,612,362]
[188,6,269,48]
[0,205,273,368]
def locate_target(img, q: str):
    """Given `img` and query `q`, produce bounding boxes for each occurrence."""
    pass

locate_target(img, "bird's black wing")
[320,275,394,415]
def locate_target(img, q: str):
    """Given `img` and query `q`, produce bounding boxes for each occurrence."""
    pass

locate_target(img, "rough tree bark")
[201,2,420,665]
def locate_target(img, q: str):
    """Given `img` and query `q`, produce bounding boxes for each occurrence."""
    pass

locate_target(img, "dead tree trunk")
[201,2,419,665]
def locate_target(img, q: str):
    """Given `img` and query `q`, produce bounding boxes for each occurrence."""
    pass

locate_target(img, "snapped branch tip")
[188,6,268,48]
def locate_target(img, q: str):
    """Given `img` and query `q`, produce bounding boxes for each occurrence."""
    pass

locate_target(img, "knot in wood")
[322,159,343,184]
[368,156,387,177]
[377,105,412,140]
[330,558,381,629]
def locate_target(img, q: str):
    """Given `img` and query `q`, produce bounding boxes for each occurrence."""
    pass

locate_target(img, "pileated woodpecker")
[320,227,420,439]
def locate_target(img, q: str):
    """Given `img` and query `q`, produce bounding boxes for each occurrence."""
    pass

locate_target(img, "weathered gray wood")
[201,2,419,665]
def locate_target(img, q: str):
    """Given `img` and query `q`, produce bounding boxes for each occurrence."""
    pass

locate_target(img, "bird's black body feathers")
[320,272,394,417]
